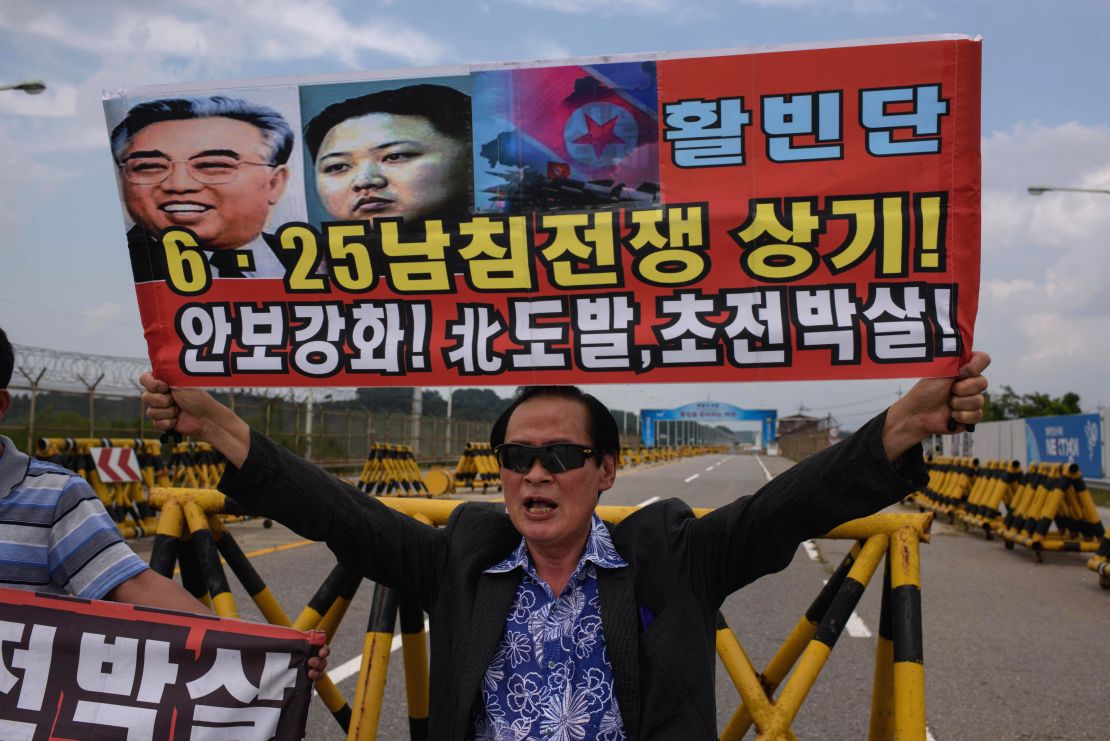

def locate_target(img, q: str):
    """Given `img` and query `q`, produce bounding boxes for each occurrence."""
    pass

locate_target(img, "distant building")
[777,414,825,436]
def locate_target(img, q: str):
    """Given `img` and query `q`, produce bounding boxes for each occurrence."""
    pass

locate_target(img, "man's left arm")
[881,351,991,461]
[106,568,211,613]
[688,351,989,602]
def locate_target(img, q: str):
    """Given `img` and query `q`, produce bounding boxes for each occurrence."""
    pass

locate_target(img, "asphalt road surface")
[135,452,1110,739]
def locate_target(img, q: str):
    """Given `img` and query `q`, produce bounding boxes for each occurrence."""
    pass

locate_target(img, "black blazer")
[221,412,923,739]
[126,224,295,282]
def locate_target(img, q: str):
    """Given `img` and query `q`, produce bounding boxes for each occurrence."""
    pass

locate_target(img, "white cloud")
[0,0,449,73]
[524,39,575,62]
[981,278,1036,301]
[83,302,126,331]
[0,122,72,226]
[737,0,901,12]
[976,120,1110,407]
[500,0,682,16]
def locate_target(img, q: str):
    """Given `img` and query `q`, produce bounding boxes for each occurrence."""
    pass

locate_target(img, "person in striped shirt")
[0,326,207,610]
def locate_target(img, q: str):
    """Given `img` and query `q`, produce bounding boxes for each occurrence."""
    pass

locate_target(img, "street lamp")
[0,80,46,95]
[1028,185,1110,197]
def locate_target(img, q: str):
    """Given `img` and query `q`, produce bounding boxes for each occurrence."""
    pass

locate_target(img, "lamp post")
[0,80,46,95]
[1028,185,1110,197]
[445,387,456,458]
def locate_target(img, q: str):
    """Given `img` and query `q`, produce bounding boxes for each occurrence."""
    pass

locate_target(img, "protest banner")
[0,586,321,740]
[102,34,981,387]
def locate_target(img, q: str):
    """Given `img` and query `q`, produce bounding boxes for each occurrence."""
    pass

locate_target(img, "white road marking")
[754,455,773,482]
[328,619,430,684]
[706,466,715,472]
[927,727,938,741]
[637,495,660,507]
[802,540,821,561]
[846,612,872,638]
[684,474,700,483]
[820,579,871,638]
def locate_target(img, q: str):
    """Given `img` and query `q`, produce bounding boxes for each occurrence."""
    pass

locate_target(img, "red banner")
[104,35,981,387]
[0,587,321,740]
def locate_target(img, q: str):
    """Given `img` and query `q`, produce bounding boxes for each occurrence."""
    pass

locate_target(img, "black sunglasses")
[494,443,599,474]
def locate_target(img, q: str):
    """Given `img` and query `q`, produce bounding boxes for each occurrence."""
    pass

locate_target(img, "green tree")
[450,389,510,422]
[354,388,447,415]
[982,385,1082,421]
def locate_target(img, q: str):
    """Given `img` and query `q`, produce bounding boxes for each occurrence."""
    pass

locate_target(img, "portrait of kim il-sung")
[108,89,308,281]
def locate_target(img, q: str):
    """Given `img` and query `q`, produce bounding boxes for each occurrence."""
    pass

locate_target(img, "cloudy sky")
[1,0,1108,428]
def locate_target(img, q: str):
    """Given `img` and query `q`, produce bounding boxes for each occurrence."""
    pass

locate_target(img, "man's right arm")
[107,568,211,613]
[140,373,446,606]
[140,372,250,467]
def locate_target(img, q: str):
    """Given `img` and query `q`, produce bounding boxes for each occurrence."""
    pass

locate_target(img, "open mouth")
[523,496,557,514]
[160,202,211,214]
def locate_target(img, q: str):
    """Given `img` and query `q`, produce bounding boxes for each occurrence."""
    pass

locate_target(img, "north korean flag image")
[472,60,660,212]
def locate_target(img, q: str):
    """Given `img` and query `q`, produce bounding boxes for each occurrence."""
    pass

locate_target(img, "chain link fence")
[2,344,649,473]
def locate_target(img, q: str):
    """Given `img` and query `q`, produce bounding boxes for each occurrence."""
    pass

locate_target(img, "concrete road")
[136,452,1110,739]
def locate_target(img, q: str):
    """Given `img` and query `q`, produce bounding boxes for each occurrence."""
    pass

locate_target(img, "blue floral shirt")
[472,514,628,741]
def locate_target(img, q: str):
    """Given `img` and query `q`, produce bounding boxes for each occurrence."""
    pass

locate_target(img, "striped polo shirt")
[0,435,147,599]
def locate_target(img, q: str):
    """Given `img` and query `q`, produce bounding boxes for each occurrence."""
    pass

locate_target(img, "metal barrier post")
[182,499,238,618]
[868,558,895,741]
[890,526,925,740]
[349,584,399,740]
[399,596,430,740]
[720,544,862,740]
[772,534,889,732]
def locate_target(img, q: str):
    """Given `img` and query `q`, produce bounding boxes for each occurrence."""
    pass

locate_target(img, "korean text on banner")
[102,34,982,388]
[0,586,322,740]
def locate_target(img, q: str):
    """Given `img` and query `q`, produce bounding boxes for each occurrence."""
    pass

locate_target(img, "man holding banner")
[141,349,988,738]
[118,34,985,737]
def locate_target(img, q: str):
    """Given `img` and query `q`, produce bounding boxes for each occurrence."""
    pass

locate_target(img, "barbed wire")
[10,344,357,401]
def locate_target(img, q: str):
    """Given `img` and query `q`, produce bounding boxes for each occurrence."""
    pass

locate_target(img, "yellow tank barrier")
[911,457,1107,583]
[422,468,454,496]
[712,520,931,741]
[37,437,163,539]
[453,442,501,492]
[148,487,356,733]
[1087,536,1110,589]
[998,462,1105,560]
[148,488,932,740]
[720,542,863,739]
[358,444,429,496]
[910,455,978,520]
[958,459,1022,538]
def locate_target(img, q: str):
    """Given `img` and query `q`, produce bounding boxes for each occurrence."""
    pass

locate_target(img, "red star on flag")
[573,113,626,157]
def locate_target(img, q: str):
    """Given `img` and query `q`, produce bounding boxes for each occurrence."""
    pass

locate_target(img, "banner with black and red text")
[103,34,981,387]
[0,587,321,740]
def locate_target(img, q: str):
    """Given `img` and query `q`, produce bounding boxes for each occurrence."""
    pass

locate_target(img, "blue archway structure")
[641,402,777,448]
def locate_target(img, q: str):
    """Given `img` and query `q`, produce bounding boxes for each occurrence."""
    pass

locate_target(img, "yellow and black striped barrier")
[715,515,930,741]
[453,442,501,492]
[1087,536,1110,589]
[958,459,1023,538]
[910,454,978,519]
[910,458,1107,567]
[998,462,1104,559]
[37,437,161,539]
[165,440,226,489]
[358,443,429,496]
[619,444,729,469]
[149,487,357,733]
[144,486,932,741]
